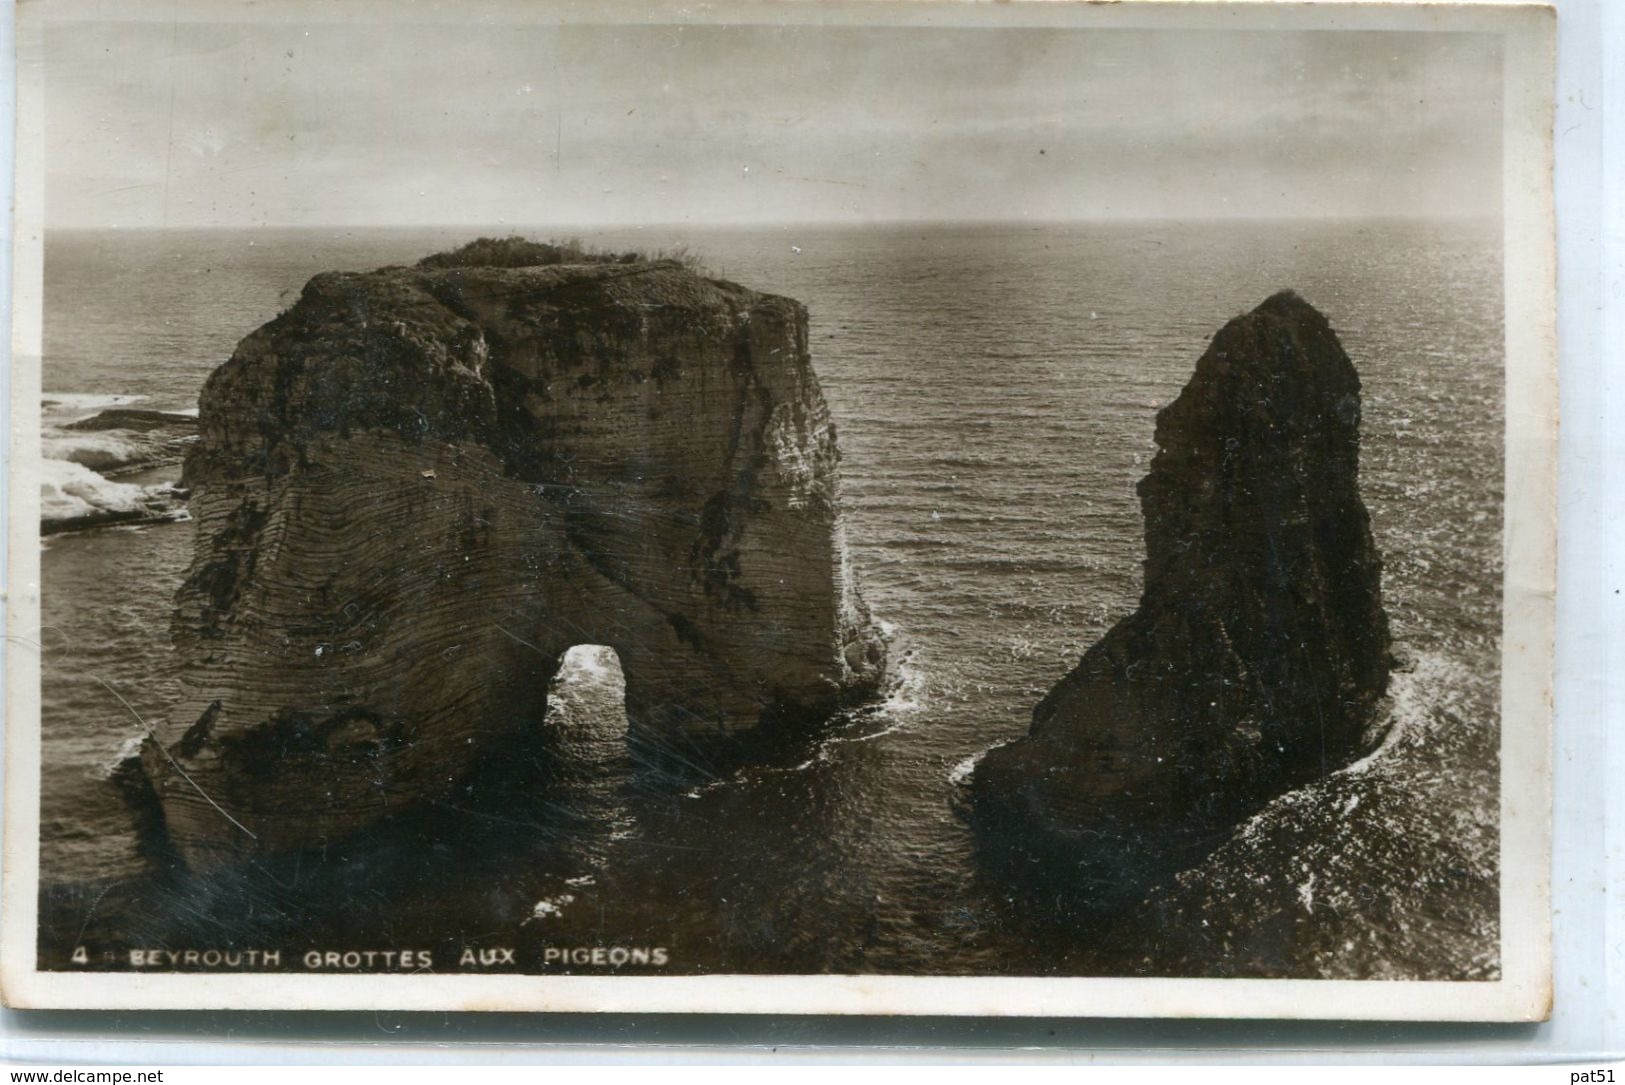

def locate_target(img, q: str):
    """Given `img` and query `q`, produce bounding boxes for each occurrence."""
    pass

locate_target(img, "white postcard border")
[1,0,1556,1020]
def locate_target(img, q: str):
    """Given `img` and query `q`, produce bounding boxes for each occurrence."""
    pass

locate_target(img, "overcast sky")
[44,21,1503,228]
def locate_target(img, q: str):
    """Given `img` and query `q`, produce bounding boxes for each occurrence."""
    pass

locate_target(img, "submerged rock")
[145,255,885,869]
[972,291,1392,902]
[62,407,199,434]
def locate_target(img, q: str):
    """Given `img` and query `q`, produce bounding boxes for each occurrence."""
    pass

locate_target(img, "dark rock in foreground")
[972,291,1392,903]
[145,255,886,869]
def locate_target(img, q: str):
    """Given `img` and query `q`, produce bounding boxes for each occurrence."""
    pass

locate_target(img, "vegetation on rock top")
[416,235,699,271]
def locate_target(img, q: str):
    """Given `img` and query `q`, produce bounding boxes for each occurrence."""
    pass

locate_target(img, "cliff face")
[145,258,885,869]
[972,291,1391,896]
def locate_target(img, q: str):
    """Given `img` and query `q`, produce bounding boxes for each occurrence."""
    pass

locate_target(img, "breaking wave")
[40,394,197,535]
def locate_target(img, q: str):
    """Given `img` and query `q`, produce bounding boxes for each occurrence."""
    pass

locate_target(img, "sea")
[35,219,1505,975]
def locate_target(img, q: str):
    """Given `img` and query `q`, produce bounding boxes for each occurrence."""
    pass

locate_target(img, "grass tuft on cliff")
[417,235,702,272]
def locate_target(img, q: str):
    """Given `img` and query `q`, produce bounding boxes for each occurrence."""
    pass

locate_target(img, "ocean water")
[36,219,1504,975]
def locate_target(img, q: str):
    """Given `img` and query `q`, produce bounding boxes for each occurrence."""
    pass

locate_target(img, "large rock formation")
[144,253,886,869]
[972,291,1391,899]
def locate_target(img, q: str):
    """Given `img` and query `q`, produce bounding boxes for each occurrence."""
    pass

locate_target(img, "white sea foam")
[39,392,197,531]
[947,748,988,787]
[1342,649,1465,776]
[99,733,147,779]
[43,430,155,473]
[40,459,188,532]
[528,893,576,920]
[880,651,928,717]
[41,459,151,522]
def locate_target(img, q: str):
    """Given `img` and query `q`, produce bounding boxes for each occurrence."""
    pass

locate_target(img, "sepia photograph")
[2,0,1555,1018]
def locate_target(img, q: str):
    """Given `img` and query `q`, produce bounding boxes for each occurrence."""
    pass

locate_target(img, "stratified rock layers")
[973,291,1391,890]
[145,260,885,868]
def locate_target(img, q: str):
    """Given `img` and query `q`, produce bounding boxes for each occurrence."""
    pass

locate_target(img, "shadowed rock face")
[972,291,1391,900]
[145,259,886,869]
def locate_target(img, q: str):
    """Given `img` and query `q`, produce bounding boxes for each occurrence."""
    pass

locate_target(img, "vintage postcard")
[2,0,1555,1018]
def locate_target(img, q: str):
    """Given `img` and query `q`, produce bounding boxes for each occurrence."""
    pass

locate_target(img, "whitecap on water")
[40,459,188,534]
[39,392,198,533]
[41,459,158,522]
[528,893,576,921]
[42,430,156,474]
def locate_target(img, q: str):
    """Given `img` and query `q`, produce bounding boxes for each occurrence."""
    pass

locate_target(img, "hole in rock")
[544,645,629,758]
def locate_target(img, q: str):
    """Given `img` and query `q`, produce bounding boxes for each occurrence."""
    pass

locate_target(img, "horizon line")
[45,211,1504,234]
